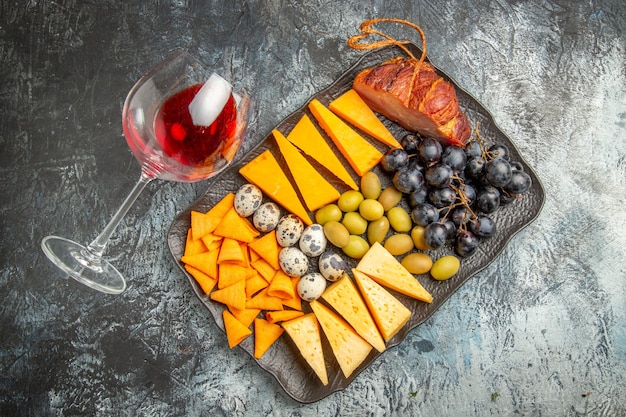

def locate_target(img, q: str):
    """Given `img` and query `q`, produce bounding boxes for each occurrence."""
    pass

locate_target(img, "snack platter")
[167,43,545,403]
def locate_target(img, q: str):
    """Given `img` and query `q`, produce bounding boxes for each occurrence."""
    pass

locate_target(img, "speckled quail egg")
[275,214,304,247]
[278,246,309,277]
[296,272,327,301]
[253,202,281,232]
[234,183,263,217]
[318,251,347,282]
[299,224,327,257]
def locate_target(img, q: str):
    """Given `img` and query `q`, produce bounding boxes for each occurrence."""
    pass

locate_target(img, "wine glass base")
[41,236,127,294]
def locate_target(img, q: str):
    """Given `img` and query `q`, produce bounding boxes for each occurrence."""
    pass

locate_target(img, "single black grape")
[441,219,457,240]
[408,188,429,207]
[465,156,485,178]
[459,182,477,204]
[469,215,497,238]
[393,167,424,194]
[450,206,472,227]
[425,163,453,188]
[505,170,532,194]
[465,140,482,158]
[476,185,501,213]
[489,144,510,160]
[456,230,480,257]
[424,222,448,249]
[485,158,512,187]
[400,134,421,154]
[418,137,442,164]
[381,148,409,172]
[429,187,457,208]
[510,161,524,172]
[411,203,439,226]
[441,146,467,172]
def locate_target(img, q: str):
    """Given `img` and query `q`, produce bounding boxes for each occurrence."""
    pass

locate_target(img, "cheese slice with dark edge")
[272,129,341,211]
[355,242,433,303]
[286,114,358,191]
[352,269,412,342]
[321,274,386,353]
[309,300,372,379]
[239,150,313,225]
[329,89,402,149]
[281,313,328,386]
[308,99,383,177]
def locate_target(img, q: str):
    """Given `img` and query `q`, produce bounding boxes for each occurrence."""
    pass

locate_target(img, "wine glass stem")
[86,170,154,257]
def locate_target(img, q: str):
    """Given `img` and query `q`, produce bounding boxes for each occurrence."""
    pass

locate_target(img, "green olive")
[367,216,390,244]
[359,199,384,221]
[323,221,350,248]
[401,253,433,275]
[430,255,461,280]
[337,190,364,212]
[342,235,370,259]
[360,171,382,200]
[378,186,403,211]
[383,233,414,256]
[387,206,412,233]
[315,204,342,225]
[410,225,430,250]
[341,212,368,235]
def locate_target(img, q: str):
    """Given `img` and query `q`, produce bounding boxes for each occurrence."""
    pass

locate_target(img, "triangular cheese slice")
[356,242,433,303]
[273,129,340,211]
[253,318,285,359]
[309,300,372,379]
[281,313,328,385]
[239,150,313,225]
[321,274,386,353]
[329,89,401,149]
[352,269,411,342]
[308,99,383,177]
[287,114,358,190]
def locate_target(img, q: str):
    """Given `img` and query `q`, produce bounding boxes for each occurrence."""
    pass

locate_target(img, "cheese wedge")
[273,129,340,211]
[239,150,313,225]
[287,114,358,190]
[352,269,411,342]
[329,89,401,149]
[356,242,433,303]
[308,99,383,177]
[310,300,372,379]
[321,274,386,353]
[281,313,328,385]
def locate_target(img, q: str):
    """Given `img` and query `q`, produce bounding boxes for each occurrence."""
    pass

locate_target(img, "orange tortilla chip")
[246,288,284,311]
[213,208,260,243]
[200,233,222,250]
[191,211,222,241]
[254,318,284,359]
[206,193,235,218]
[218,263,255,289]
[181,250,219,279]
[184,229,207,256]
[245,272,269,299]
[222,309,252,348]
[184,264,218,294]
[281,277,302,311]
[248,230,280,270]
[229,305,261,328]
[265,310,305,324]
[218,238,246,264]
[210,279,246,311]
[267,270,296,300]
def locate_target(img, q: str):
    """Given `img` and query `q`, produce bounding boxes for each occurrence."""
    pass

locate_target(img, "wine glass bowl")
[42,49,251,294]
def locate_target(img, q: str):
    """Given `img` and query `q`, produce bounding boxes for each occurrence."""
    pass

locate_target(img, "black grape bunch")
[380,128,532,257]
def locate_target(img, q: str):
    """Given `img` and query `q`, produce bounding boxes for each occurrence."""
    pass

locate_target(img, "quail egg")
[318,251,347,282]
[299,224,327,257]
[296,272,327,301]
[278,246,309,277]
[275,214,304,247]
[234,183,263,217]
[253,202,281,232]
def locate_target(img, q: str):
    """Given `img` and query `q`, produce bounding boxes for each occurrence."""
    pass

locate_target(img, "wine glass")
[41,49,251,294]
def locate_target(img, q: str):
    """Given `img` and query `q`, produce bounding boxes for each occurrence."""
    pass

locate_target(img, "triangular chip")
[254,318,285,359]
[239,150,313,225]
[329,89,401,148]
[281,313,328,385]
[211,279,246,311]
[222,309,252,348]
[213,207,260,243]
[352,269,411,342]
[248,230,280,270]
[218,263,255,289]
[267,269,296,300]
[184,264,218,294]
[206,192,236,218]
[200,233,222,250]
[287,115,358,190]
[265,310,305,324]
[181,250,219,279]
[246,288,284,311]
[251,258,278,283]
[356,242,433,303]
[281,277,302,311]
[310,300,372,378]
[245,272,269,299]
[184,229,208,256]
[308,99,383,177]
[273,129,340,211]
[321,274,386,353]
[228,305,261,328]
[217,238,246,264]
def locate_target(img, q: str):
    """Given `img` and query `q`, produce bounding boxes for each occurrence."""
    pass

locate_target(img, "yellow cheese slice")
[272,129,340,211]
[286,114,358,190]
[352,269,412,342]
[239,150,313,225]
[281,313,328,385]
[321,274,386,353]
[308,99,383,177]
[309,300,372,379]
[356,242,433,303]
[329,89,401,149]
